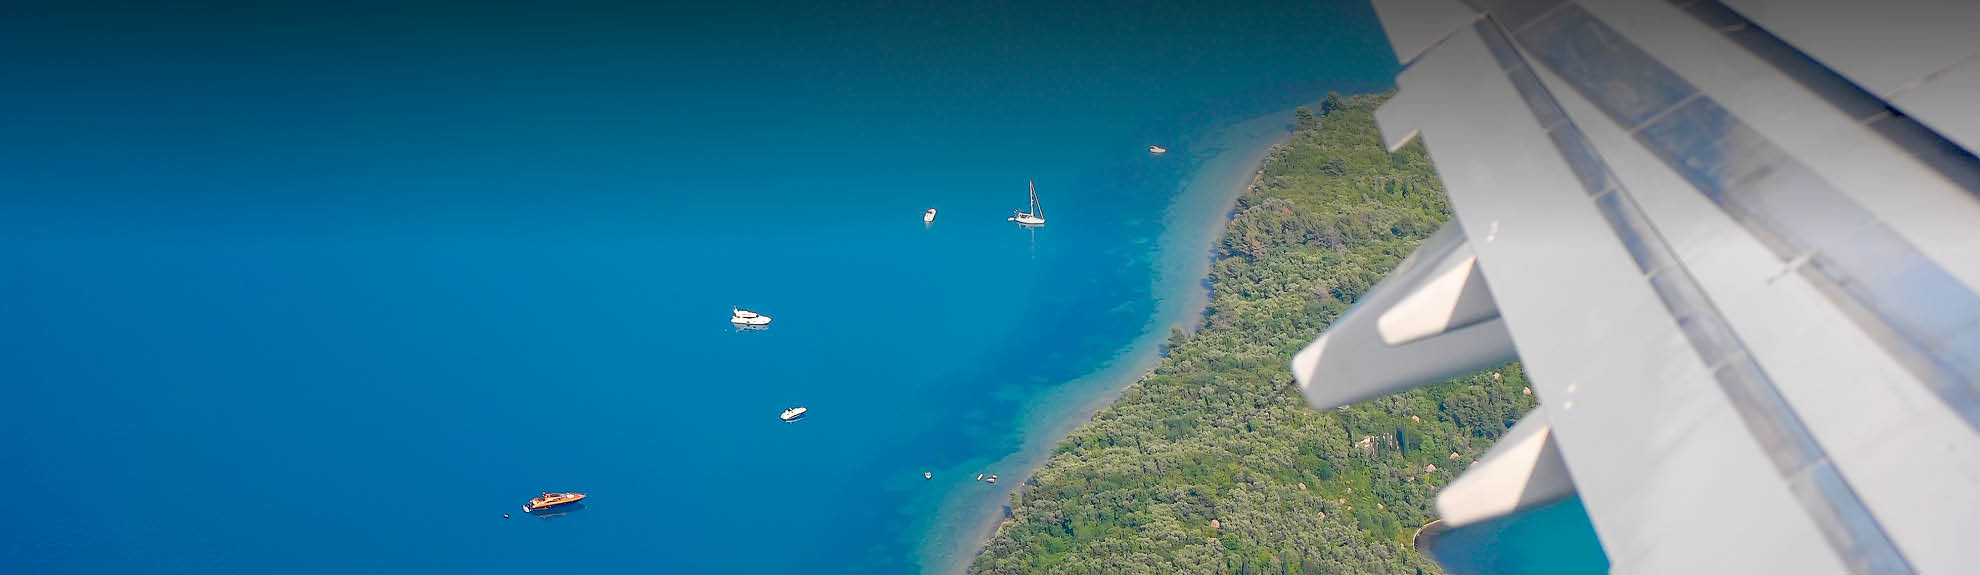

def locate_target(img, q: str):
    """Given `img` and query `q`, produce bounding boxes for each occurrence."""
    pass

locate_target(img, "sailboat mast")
[1028,180,1042,216]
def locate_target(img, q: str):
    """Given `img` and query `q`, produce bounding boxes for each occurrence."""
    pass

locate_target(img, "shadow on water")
[520,503,588,521]
[1414,497,1609,575]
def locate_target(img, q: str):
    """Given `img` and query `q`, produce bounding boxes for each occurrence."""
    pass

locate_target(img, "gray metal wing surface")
[1292,1,1980,573]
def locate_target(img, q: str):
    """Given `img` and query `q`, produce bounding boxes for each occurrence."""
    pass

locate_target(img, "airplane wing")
[1292,1,1980,573]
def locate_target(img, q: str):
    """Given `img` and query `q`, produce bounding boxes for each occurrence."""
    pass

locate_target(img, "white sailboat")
[1007,180,1046,226]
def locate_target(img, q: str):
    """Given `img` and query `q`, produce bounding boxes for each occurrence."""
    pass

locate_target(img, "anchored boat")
[1148,145,1167,154]
[731,308,772,326]
[523,492,586,513]
[924,208,937,223]
[780,406,808,422]
[1007,180,1046,226]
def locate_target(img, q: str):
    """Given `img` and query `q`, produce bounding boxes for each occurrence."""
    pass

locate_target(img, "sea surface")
[0,1,1408,574]
[1424,497,1612,575]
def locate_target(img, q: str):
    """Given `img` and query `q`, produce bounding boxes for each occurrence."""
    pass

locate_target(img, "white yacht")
[924,208,937,223]
[1007,180,1046,226]
[1148,145,1167,155]
[780,406,807,422]
[731,307,772,326]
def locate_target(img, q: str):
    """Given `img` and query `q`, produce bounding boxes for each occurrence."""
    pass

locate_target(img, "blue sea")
[0,1,1607,573]
[0,1,1391,573]
[1424,497,1612,575]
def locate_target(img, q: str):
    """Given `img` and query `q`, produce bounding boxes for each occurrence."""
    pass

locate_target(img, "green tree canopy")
[1294,106,1318,132]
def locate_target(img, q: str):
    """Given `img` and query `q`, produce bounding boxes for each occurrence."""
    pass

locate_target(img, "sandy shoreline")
[920,106,1297,574]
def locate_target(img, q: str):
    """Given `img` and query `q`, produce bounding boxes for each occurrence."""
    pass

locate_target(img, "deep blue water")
[0,1,1403,573]
[1425,497,1612,575]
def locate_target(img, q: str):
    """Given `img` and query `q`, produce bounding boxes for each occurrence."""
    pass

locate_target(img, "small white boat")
[1148,145,1167,155]
[780,406,807,422]
[731,307,772,326]
[924,208,938,223]
[1007,180,1046,226]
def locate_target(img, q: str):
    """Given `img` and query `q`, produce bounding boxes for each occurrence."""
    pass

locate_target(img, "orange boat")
[523,492,586,513]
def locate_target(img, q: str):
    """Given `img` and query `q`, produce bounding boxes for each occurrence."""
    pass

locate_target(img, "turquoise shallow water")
[916,108,1305,573]
[0,1,1404,574]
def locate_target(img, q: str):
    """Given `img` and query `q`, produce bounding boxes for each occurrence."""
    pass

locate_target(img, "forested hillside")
[970,93,1538,575]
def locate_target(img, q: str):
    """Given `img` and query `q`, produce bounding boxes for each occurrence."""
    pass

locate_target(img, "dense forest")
[969,94,1537,575]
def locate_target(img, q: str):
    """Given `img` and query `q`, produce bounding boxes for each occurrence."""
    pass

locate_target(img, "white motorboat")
[1148,145,1167,154]
[731,307,772,326]
[780,406,807,422]
[1007,180,1046,226]
[924,208,937,223]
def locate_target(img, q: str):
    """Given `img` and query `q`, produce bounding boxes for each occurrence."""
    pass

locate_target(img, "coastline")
[920,107,1297,574]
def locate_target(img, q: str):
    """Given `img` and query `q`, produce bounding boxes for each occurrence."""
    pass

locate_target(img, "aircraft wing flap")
[1521,6,1980,570]
[1887,57,1980,157]
[1577,0,1980,297]
[1718,0,1980,104]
